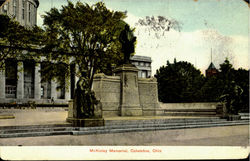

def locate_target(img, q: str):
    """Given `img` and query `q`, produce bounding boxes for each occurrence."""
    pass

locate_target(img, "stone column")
[114,64,142,116]
[51,80,57,101]
[148,71,151,78]
[0,66,5,99]
[75,76,79,87]
[138,71,142,78]
[16,61,24,100]
[34,63,41,99]
[65,79,70,100]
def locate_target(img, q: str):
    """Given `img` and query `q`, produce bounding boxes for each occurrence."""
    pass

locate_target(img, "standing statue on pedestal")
[119,24,137,64]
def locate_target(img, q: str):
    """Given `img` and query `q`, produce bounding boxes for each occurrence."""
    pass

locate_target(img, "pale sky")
[37,0,249,75]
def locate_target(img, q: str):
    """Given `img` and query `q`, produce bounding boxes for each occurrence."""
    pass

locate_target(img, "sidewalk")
[0,108,69,126]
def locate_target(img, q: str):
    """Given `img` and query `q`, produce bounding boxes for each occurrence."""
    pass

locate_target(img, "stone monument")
[114,64,142,116]
[67,24,160,126]
[115,24,142,116]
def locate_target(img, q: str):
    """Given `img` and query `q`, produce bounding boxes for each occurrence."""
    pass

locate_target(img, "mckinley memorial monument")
[67,25,161,126]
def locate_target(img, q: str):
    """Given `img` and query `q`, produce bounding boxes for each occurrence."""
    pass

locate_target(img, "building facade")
[131,55,152,78]
[0,0,39,27]
[0,0,71,104]
[0,59,71,104]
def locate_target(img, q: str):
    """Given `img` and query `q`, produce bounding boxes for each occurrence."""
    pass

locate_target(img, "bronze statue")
[119,24,136,64]
[74,73,97,118]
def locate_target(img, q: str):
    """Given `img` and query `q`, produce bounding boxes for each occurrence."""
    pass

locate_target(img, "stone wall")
[92,73,121,117]
[157,102,219,116]
[159,102,218,109]
[71,70,219,118]
[138,77,160,116]
[92,73,160,117]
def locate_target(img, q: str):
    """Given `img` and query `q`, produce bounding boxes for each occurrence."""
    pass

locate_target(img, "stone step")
[73,120,249,136]
[0,119,248,138]
[0,118,222,131]
[0,104,68,108]
[239,113,250,120]
[105,117,223,126]
[0,120,225,134]
[240,114,250,117]
[0,131,73,138]
[0,123,71,130]
[162,112,217,116]
[76,120,246,131]
[0,118,227,134]
[239,113,250,116]
[164,109,216,112]
[241,116,250,120]
[0,127,77,134]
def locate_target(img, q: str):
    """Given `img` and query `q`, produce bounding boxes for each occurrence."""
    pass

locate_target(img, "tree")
[41,1,129,118]
[155,59,204,103]
[0,14,27,69]
[199,75,224,102]
[218,59,249,114]
[0,14,44,69]
[233,68,249,112]
[198,59,249,114]
[213,59,249,115]
[155,58,248,115]
[217,59,236,114]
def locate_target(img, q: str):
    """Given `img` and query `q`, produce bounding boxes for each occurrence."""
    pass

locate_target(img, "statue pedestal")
[114,64,142,116]
[66,117,104,127]
[67,100,104,127]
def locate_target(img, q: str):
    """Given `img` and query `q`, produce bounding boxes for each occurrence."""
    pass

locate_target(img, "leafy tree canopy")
[0,14,43,69]
[41,1,128,86]
[217,59,249,114]
[41,1,131,118]
[156,58,249,114]
[155,59,204,103]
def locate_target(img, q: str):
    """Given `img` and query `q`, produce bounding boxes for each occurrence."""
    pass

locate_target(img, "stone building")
[130,55,152,78]
[0,59,71,104]
[0,0,70,104]
[0,0,39,27]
